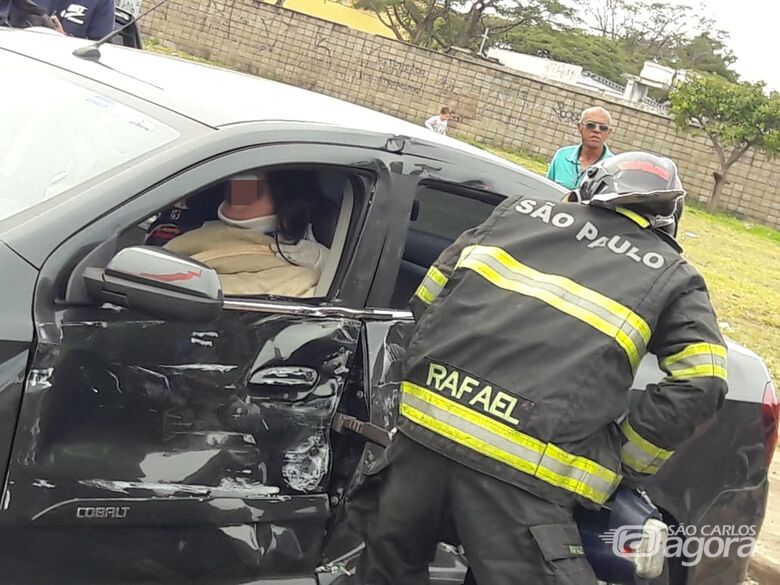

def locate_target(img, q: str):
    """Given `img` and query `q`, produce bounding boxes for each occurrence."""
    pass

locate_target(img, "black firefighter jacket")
[398,195,728,508]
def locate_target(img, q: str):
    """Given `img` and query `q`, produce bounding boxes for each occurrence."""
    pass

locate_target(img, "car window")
[74,165,366,304]
[389,184,500,309]
[413,185,496,241]
[0,60,179,222]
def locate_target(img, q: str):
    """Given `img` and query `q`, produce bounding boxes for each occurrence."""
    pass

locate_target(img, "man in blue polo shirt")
[36,0,115,39]
[547,106,614,190]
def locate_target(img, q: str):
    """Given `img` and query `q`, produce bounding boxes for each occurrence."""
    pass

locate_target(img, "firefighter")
[357,152,728,585]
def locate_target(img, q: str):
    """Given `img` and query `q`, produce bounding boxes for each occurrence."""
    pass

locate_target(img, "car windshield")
[0,59,179,222]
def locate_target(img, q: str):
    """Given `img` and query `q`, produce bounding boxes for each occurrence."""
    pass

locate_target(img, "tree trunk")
[706,141,751,213]
[709,170,728,212]
[413,3,440,48]
[454,3,485,48]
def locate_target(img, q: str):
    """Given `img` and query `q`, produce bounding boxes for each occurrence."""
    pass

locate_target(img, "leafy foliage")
[354,0,739,85]
[353,0,572,50]
[670,75,780,209]
[581,0,702,58]
[499,26,643,85]
[673,33,737,82]
[498,0,737,85]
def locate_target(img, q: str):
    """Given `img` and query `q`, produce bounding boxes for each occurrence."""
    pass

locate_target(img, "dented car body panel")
[0,29,774,584]
[3,308,360,581]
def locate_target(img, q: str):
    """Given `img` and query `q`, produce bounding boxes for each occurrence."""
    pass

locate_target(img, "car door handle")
[248,366,318,390]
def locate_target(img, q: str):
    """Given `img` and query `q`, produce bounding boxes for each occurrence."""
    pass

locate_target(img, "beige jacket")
[165,222,319,297]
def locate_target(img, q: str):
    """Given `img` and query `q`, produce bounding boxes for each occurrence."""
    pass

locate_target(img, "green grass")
[143,39,780,381]
[143,38,227,66]
[678,208,780,381]
[456,135,550,176]
[465,141,780,381]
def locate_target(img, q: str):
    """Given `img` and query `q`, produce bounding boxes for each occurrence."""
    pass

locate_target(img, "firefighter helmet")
[570,152,686,237]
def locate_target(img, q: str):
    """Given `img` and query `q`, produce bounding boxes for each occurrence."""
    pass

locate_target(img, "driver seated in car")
[162,171,328,298]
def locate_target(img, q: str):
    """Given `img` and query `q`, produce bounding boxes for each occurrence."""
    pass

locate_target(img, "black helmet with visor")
[569,152,686,237]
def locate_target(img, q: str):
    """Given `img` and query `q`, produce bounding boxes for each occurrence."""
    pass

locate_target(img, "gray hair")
[579,106,612,124]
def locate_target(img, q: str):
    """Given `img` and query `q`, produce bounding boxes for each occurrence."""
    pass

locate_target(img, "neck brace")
[218,202,278,234]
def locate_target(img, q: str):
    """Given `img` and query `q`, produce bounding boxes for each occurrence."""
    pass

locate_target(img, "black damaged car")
[0,27,775,585]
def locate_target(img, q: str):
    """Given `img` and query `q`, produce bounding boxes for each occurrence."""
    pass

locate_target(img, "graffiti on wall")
[550,101,580,124]
[117,0,142,15]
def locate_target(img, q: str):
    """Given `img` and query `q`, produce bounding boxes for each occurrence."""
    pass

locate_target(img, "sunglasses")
[583,122,611,132]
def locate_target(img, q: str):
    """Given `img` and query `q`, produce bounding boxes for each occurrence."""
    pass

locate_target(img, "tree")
[581,0,695,47]
[672,33,737,82]
[353,0,452,48]
[587,0,623,39]
[670,75,780,211]
[451,0,572,49]
[577,0,735,71]
[354,0,572,50]
[500,25,644,85]
[498,1,737,87]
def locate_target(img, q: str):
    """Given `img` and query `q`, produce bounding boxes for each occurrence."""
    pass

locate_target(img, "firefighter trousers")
[357,433,597,585]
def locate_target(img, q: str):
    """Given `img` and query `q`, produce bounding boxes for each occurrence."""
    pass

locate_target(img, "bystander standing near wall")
[547,107,614,190]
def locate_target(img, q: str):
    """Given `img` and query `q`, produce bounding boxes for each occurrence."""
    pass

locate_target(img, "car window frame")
[35,142,403,324]
[375,147,565,312]
[413,179,506,239]
[383,179,507,310]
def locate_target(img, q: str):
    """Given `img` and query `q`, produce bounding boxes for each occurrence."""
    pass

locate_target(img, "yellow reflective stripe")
[427,266,448,288]
[460,245,652,345]
[620,418,674,474]
[662,342,728,366]
[538,444,620,503]
[414,266,450,305]
[402,382,545,453]
[458,245,650,370]
[458,257,639,369]
[666,365,728,381]
[414,283,436,305]
[615,207,651,228]
[543,443,619,485]
[660,343,728,381]
[400,403,539,476]
[460,245,638,329]
[621,450,663,475]
[621,419,674,460]
[534,466,608,505]
[402,382,620,504]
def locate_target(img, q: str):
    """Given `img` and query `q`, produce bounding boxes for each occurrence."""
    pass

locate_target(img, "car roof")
[0,27,564,188]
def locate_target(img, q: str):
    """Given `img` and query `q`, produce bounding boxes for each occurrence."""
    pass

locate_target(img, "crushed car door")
[0,143,399,584]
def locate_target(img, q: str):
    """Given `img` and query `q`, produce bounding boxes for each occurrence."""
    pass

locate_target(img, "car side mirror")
[83,246,223,322]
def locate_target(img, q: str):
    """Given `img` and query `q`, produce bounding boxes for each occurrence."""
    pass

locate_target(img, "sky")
[676,0,780,90]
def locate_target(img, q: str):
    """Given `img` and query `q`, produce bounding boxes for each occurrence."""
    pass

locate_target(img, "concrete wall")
[487,48,584,87]
[117,0,142,16]
[143,0,780,228]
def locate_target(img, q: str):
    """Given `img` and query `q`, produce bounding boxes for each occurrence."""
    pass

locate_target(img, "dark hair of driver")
[266,170,319,245]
